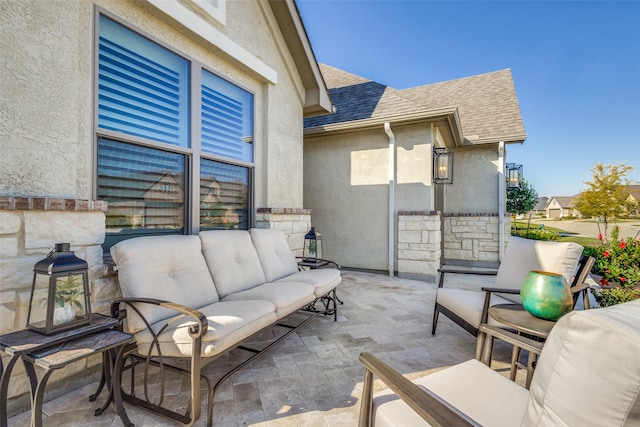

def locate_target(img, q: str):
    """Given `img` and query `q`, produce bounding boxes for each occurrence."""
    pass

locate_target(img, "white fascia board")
[147,0,277,84]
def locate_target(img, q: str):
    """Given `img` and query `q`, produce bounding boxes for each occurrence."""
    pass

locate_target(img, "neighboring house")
[545,196,579,219]
[0,0,332,405]
[304,65,526,277]
[532,196,550,217]
[625,184,640,216]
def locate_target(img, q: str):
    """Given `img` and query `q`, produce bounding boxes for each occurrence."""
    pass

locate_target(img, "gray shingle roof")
[305,65,526,145]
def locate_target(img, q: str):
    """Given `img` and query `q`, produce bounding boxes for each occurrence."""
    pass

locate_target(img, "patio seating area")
[8,270,523,427]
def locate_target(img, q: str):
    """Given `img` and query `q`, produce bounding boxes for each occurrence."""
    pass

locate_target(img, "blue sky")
[297,0,640,198]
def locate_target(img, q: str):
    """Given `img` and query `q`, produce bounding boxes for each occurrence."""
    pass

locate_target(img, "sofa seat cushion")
[134,300,277,358]
[250,228,299,282]
[221,282,317,319]
[436,288,513,330]
[373,359,529,427]
[200,230,267,298]
[274,268,341,297]
[111,235,220,333]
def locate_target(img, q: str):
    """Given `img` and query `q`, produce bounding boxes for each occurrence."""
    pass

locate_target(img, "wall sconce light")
[433,147,454,184]
[506,163,523,188]
[27,243,91,335]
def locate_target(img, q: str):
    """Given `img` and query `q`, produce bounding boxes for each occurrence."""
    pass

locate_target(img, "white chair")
[360,299,640,426]
[432,236,586,340]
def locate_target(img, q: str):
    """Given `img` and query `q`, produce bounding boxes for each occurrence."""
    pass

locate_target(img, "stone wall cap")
[0,196,108,212]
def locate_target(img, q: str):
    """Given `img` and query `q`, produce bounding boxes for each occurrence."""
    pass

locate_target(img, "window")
[96,14,253,249]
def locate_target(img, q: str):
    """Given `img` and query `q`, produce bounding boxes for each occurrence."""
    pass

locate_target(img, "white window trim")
[192,0,226,26]
[147,0,277,84]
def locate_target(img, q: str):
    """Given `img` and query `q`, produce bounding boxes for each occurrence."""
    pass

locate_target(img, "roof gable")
[305,65,526,146]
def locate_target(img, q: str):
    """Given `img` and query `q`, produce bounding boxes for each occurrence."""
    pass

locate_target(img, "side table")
[486,304,555,388]
[0,314,133,427]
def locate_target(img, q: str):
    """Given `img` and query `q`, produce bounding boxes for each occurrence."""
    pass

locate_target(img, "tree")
[573,162,633,239]
[506,179,538,236]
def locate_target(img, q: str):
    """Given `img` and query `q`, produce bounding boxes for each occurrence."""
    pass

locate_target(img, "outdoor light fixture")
[303,227,322,264]
[506,163,523,188]
[27,243,91,335]
[433,147,454,184]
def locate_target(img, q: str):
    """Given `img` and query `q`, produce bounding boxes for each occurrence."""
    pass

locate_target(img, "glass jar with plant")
[43,274,85,325]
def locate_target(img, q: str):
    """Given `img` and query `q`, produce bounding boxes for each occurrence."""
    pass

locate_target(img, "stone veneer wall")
[0,196,117,409]
[442,213,510,265]
[397,211,441,282]
[256,208,312,256]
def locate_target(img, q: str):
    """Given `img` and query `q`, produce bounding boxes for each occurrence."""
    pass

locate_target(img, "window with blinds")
[96,13,254,249]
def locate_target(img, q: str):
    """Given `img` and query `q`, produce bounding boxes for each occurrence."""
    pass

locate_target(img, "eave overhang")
[269,0,334,117]
[304,106,464,147]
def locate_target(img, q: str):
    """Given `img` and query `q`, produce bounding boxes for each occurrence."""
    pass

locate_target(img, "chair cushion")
[200,230,267,298]
[221,282,317,319]
[273,268,342,297]
[436,288,513,330]
[250,228,299,282]
[110,235,219,333]
[134,300,277,358]
[523,299,640,426]
[372,359,530,426]
[494,237,584,304]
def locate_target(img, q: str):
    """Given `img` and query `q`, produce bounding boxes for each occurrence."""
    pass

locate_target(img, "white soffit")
[147,0,277,84]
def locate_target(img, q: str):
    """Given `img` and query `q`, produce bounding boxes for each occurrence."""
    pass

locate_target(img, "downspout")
[498,141,505,261]
[384,122,395,277]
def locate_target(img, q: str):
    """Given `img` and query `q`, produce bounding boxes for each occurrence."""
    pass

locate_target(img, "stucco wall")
[304,124,435,270]
[445,145,501,213]
[0,0,306,208]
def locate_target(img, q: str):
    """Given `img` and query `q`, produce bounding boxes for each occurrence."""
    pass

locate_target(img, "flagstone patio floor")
[8,270,523,426]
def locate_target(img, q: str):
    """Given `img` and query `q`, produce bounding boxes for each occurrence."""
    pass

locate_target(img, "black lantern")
[433,147,454,184]
[506,163,523,188]
[27,243,91,335]
[303,227,322,263]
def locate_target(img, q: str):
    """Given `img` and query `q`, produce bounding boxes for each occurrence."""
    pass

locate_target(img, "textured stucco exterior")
[0,0,309,208]
[304,123,437,270]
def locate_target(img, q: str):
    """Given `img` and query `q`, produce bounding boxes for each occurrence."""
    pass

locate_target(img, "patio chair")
[359,298,640,426]
[431,236,586,340]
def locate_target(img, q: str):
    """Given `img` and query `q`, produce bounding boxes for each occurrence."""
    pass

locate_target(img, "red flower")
[619,242,625,249]
[604,251,610,257]
[598,233,603,241]
[600,278,609,286]
[620,277,627,282]
[606,269,611,273]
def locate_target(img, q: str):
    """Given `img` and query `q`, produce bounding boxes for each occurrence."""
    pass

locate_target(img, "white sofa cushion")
[111,235,220,333]
[494,237,584,303]
[200,230,267,298]
[273,268,342,297]
[221,282,317,319]
[523,299,640,426]
[436,288,513,330]
[372,359,530,427]
[249,228,299,282]
[134,300,277,358]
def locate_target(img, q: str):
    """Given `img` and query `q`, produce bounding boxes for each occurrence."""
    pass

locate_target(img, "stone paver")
[8,271,520,426]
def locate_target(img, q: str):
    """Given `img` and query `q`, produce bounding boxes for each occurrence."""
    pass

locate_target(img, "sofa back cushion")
[249,228,299,282]
[111,235,219,333]
[200,230,267,298]
[494,237,583,303]
[523,299,640,426]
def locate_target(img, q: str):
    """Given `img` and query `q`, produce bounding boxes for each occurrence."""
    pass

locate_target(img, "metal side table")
[0,314,133,427]
[487,303,555,388]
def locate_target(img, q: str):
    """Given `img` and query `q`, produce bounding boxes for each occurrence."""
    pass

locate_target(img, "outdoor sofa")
[109,228,341,426]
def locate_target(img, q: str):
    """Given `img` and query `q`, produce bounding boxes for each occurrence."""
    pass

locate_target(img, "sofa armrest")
[111,297,208,339]
[437,265,498,288]
[358,352,479,427]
